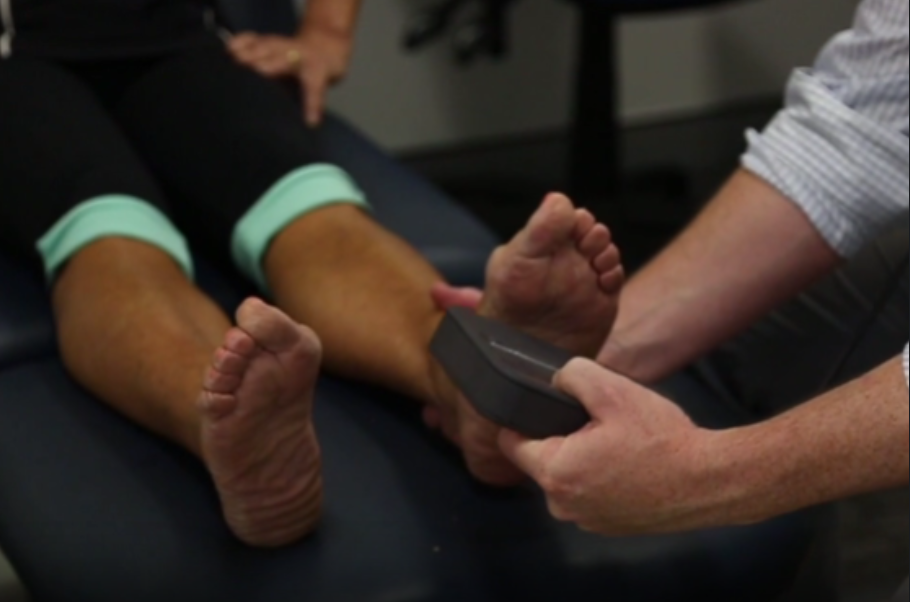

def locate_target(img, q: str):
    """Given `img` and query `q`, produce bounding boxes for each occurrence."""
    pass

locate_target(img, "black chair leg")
[569,4,622,203]
[568,5,692,232]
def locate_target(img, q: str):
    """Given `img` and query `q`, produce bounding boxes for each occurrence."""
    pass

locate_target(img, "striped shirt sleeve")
[742,0,909,258]
[904,345,908,386]
[742,0,909,387]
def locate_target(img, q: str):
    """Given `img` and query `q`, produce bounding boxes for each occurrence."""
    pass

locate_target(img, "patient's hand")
[228,29,353,127]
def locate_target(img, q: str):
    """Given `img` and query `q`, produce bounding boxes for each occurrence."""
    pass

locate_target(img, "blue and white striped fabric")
[741,0,909,385]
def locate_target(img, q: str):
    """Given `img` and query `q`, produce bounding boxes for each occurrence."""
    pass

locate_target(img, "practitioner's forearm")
[704,358,908,525]
[599,169,841,382]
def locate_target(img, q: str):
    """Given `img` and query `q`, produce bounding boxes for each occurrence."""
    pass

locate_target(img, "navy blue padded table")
[0,353,822,602]
[0,151,829,601]
[0,21,831,596]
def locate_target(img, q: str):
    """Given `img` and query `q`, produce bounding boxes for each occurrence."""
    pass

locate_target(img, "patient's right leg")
[52,239,324,547]
[0,59,323,548]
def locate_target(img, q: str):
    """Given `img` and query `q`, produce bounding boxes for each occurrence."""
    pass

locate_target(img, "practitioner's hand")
[499,358,723,535]
[228,28,353,127]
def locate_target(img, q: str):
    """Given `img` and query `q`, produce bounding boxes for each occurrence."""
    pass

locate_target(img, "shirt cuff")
[904,344,909,389]
[742,69,910,258]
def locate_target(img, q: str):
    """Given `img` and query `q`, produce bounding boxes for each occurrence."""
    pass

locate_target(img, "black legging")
[0,37,324,272]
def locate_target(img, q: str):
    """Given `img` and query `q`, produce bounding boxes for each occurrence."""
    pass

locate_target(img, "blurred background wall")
[323,0,857,152]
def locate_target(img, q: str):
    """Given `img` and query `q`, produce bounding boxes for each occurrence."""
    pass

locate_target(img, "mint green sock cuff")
[36,195,194,281]
[231,164,370,290]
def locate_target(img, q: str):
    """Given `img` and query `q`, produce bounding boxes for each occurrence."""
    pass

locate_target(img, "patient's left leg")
[264,204,527,487]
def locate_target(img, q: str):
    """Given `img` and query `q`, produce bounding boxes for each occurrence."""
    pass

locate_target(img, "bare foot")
[482,193,624,357]
[198,298,324,548]
[423,194,622,477]
[422,379,528,487]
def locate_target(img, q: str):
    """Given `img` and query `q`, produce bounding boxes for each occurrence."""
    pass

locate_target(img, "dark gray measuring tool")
[430,307,590,439]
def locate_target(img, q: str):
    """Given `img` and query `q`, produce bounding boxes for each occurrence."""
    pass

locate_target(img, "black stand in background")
[404,0,518,65]
[571,2,684,224]
[568,0,743,226]
[403,0,745,266]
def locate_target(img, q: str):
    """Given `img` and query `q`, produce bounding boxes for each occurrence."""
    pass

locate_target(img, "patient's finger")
[303,68,328,127]
[242,42,281,64]
[249,55,294,78]
[229,42,262,64]
[228,33,260,55]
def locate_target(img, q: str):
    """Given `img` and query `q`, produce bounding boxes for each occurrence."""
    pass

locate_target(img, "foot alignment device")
[36,164,369,288]
[431,307,591,439]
